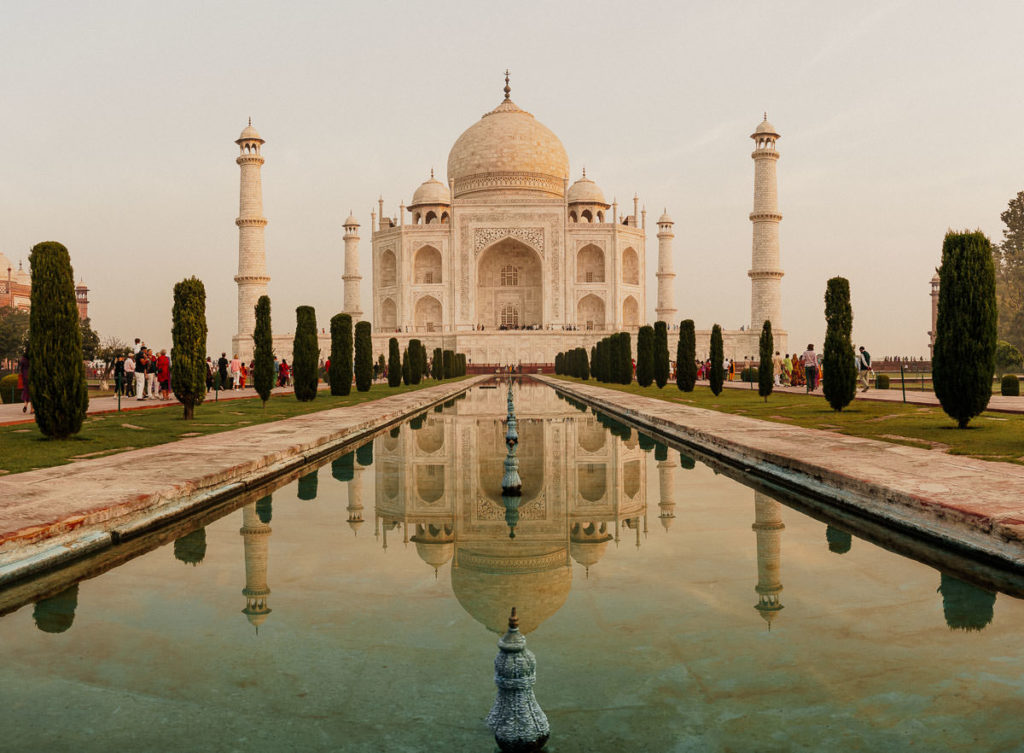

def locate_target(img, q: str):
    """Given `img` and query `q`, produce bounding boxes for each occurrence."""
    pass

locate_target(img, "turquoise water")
[1,380,1023,752]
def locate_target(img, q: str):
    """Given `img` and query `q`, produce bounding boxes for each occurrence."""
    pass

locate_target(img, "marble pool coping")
[0,377,486,584]
[537,376,1024,569]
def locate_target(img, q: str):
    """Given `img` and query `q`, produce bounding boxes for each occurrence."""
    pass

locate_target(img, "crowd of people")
[689,343,873,392]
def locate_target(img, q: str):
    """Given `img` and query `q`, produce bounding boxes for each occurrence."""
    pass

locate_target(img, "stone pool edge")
[538,376,1024,569]
[0,377,486,585]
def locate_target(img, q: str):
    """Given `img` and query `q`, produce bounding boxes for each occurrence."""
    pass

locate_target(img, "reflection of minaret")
[240,503,272,631]
[752,492,784,628]
[657,458,676,531]
[347,465,365,535]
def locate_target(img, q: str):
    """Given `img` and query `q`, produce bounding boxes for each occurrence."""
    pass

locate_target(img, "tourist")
[802,344,818,392]
[135,347,149,399]
[782,353,792,386]
[124,352,136,397]
[229,354,241,389]
[278,359,290,387]
[218,353,228,391]
[17,350,31,414]
[146,348,159,399]
[773,351,783,386]
[858,345,872,392]
[205,357,214,393]
[157,349,171,400]
[239,361,248,390]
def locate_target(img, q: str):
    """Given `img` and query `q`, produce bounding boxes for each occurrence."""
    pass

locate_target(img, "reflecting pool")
[2,380,1024,752]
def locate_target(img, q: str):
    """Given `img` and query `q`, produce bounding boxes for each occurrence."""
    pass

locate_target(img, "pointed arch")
[414,245,442,284]
[381,297,397,330]
[414,295,442,332]
[415,465,445,503]
[576,244,605,283]
[622,247,639,285]
[577,294,605,330]
[380,249,397,287]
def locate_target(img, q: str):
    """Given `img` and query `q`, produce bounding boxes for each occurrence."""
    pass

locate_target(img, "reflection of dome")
[411,174,451,206]
[566,172,607,206]
[447,91,569,199]
[452,545,571,634]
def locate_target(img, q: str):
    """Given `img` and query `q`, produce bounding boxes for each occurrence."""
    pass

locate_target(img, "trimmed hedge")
[1001,374,1020,396]
[0,373,18,404]
[875,374,890,389]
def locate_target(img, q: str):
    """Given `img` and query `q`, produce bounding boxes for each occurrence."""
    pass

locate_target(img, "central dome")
[447,95,569,200]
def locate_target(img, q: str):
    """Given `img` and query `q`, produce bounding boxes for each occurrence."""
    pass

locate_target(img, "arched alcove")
[577,463,607,502]
[577,419,606,453]
[622,247,639,285]
[414,295,442,332]
[416,418,445,454]
[415,464,445,504]
[577,294,605,330]
[414,245,442,284]
[477,238,543,328]
[381,298,397,331]
[623,460,641,498]
[380,249,397,287]
[576,244,605,283]
[622,296,639,327]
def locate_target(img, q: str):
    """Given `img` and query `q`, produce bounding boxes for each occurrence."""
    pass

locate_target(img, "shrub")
[354,321,372,391]
[1001,374,1020,396]
[822,277,857,412]
[388,338,401,387]
[0,373,18,404]
[709,324,724,396]
[292,305,319,401]
[636,326,655,387]
[995,340,1024,377]
[253,295,274,405]
[654,321,669,388]
[875,374,890,389]
[758,320,774,402]
[676,319,696,391]
[740,367,759,381]
[28,241,88,438]
[933,231,997,428]
[329,313,353,396]
[171,277,208,420]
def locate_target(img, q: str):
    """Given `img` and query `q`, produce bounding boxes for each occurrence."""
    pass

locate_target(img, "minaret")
[347,465,365,535]
[240,502,272,631]
[343,212,363,319]
[233,120,270,362]
[928,272,940,356]
[749,116,784,332]
[752,491,784,628]
[656,456,676,531]
[655,210,677,324]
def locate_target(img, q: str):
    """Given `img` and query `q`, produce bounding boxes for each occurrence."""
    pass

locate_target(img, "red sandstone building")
[0,251,89,319]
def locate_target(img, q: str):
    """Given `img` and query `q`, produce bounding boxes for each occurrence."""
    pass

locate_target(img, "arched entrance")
[477,238,543,329]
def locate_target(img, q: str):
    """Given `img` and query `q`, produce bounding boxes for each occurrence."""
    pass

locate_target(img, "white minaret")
[656,457,676,531]
[240,502,272,631]
[752,491,784,628]
[749,116,783,332]
[655,210,677,325]
[233,119,270,362]
[342,212,363,319]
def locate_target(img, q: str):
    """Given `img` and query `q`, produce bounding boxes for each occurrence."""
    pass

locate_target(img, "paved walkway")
[0,376,485,580]
[712,379,1024,413]
[539,376,1024,568]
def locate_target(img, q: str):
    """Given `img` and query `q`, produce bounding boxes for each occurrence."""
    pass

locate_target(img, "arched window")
[500,303,519,328]
[569,210,578,223]
[440,212,450,224]
[380,249,397,287]
[500,265,519,287]
[622,247,639,285]
[425,211,437,224]
[581,209,593,223]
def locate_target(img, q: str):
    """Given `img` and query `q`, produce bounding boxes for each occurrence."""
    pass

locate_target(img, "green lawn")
[0,378,468,475]
[553,377,1024,465]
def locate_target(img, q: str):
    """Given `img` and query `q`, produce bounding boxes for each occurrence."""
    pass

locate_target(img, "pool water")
[1,380,1023,752]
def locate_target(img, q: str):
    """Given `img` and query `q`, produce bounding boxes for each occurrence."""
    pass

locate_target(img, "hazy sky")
[2,0,1022,357]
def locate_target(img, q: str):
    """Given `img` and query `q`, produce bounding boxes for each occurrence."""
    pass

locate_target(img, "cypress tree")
[292,305,319,401]
[354,321,372,391]
[329,313,353,396]
[421,342,431,379]
[636,325,655,387]
[709,324,724,396]
[578,348,590,380]
[822,277,857,411]
[171,276,208,420]
[654,321,669,388]
[253,295,274,405]
[408,338,423,385]
[443,349,454,378]
[27,241,88,438]
[388,337,402,387]
[432,347,443,379]
[402,347,411,385]
[758,320,774,402]
[618,331,632,384]
[676,319,696,391]
[607,335,620,384]
[934,230,998,428]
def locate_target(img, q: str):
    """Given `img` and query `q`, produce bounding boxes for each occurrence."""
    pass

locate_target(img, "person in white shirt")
[124,354,136,398]
[229,354,241,390]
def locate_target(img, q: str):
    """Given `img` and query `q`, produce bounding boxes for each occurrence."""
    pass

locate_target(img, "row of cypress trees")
[554,347,589,379]
[387,338,465,385]
[591,332,633,384]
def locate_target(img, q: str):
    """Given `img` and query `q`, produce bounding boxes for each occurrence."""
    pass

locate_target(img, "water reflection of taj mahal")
[373,383,662,634]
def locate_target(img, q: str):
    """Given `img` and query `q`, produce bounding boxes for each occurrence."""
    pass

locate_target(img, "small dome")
[566,172,608,206]
[237,120,264,143]
[410,174,451,207]
[344,211,360,227]
[13,266,30,285]
[657,209,673,225]
[414,540,454,571]
[753,117,779,137]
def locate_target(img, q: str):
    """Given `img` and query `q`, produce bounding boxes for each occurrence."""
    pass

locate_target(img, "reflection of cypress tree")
[389,426,400,439]
[297,469,319,500]
[332,453,355,483]
[679,452,695,470]
[825,525,852,554]
[939,573,996,632]
[637,432,656,452]
[356,442,373,467]
[443,399,456,409]
[174,527,207,565]
[409,414,424,431]
[434,404,443,413]
[256,495,273,524]
[654,442,668,462]
[33,584,79,634]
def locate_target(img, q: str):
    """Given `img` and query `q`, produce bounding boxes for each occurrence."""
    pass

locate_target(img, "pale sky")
[1,0,1022,358]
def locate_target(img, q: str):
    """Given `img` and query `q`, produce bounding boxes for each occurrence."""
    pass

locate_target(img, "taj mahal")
[231,74,787,364]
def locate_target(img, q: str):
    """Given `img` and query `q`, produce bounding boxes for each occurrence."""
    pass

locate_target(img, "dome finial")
[582,166,586,179]
[763,111,767,121]
[503,69,511,100]
[248,116,252,126]
[508,607,518,630]
[430,167,434,179]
